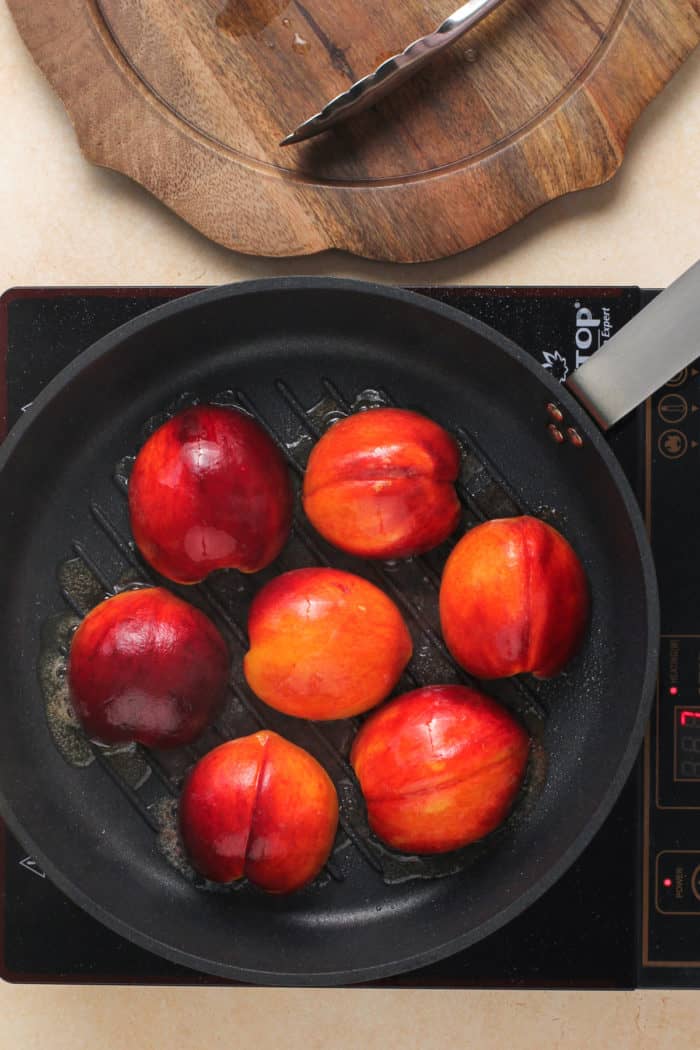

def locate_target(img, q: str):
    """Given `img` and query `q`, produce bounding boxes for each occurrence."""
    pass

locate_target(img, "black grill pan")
[0,278,664,984]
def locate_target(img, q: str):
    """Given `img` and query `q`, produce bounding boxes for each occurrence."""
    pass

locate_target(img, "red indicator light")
[670,686,679,696]
[680,710,700,727]
[663,878,673,888]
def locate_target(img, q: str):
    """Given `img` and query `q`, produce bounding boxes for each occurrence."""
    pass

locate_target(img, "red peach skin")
[68,587,229,748]
[302,408,461,559]
[244,567,413,720]
[179,731,339,893]
[440,516,590,679]
[129,405,293,584]
[351,685,530,854]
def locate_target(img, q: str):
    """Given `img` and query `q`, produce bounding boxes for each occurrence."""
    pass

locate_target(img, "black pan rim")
[0,277,659,985]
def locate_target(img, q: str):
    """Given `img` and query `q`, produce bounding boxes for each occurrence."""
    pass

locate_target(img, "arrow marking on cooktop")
[19,856,46,879]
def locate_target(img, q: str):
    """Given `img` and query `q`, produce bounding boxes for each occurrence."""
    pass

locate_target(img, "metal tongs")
[281,0,507,146]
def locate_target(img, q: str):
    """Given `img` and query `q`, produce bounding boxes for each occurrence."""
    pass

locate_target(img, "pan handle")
[566,259,700,430]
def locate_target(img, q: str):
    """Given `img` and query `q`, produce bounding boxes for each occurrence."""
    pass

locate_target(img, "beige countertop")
[2,3,700,1046]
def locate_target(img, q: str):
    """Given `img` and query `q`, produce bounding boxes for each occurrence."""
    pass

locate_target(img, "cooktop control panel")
[644,350,700,977]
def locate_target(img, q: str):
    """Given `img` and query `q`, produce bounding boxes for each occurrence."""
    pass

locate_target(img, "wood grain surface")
[7,0,700,261]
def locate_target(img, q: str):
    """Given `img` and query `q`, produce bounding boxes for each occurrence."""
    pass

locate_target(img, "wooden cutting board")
[8,0,700,261]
